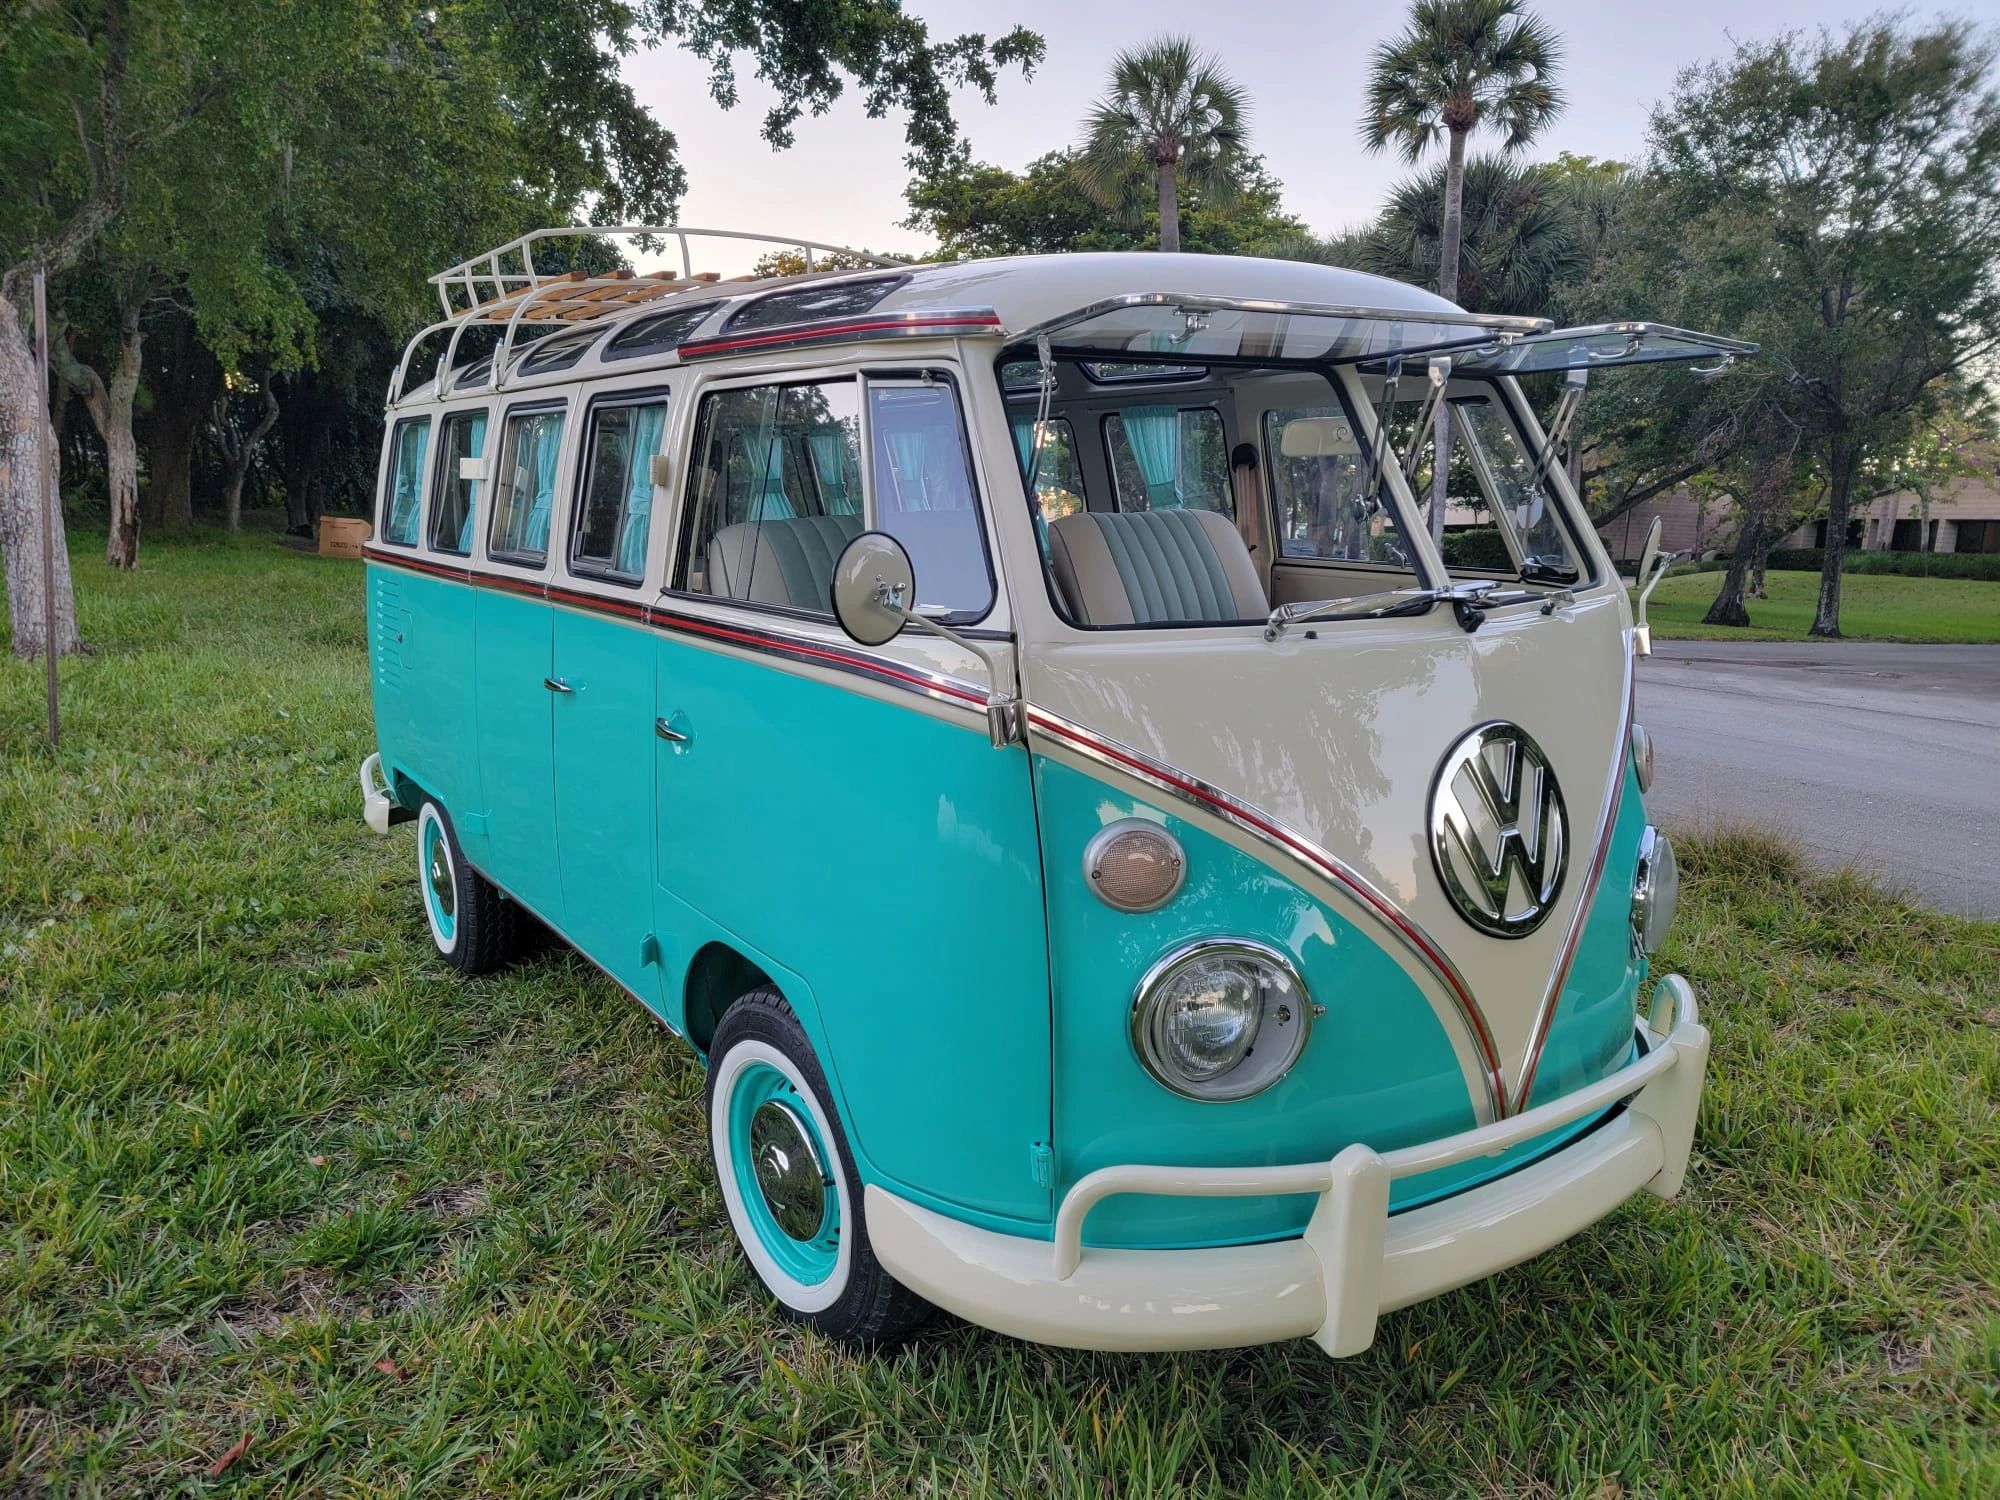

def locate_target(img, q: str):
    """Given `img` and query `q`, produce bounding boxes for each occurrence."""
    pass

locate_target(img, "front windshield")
[1001,354,1429,629]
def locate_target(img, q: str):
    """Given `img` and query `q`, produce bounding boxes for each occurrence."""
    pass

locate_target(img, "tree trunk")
[1156,159,1180,253]
[1811,439,1859,638]
[1750,525,1770,599]
[1428,127,1469,545]
[1704,500,1763,627]
[51,302,145,569]
[139,315,222,532]
[220,384,280,531]
[0,294,83,658]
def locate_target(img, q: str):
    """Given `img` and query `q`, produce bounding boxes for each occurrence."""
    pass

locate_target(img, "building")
[1593,474,2000,562]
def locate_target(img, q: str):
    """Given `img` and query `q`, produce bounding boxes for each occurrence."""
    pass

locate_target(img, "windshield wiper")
[1264,579,1547,641]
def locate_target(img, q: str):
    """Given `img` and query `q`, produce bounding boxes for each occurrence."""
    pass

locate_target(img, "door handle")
[543,676,574,694]
[654,716,689,744]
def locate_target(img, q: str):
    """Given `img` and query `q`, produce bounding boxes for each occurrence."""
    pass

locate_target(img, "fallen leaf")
[207,1432,251,1478]
[307,1155,328,1168]
[373,1357,410,1381]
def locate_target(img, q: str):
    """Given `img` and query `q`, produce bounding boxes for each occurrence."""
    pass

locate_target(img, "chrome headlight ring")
[1130,938,1316,1102]
[1630,722,1655,793]
[1633,825,1679,956]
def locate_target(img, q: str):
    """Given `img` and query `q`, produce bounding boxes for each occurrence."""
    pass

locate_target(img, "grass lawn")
[3,531,1996,1497]
[1649,569,2000,643]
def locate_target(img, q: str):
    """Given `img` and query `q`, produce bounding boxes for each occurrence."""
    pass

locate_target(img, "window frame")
[377,415,433,549]
[1261,396,1418,575]
[603,304,721,362]
[566,385,673,588]
[426,405,492,559]
[665,362,1000,629]
[1100,403,1231,517]
[484,398,571,572]
[721,275,910,334]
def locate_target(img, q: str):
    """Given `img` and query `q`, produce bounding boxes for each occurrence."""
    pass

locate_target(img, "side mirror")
[1630,516,1666,657]
[830,530,917,648]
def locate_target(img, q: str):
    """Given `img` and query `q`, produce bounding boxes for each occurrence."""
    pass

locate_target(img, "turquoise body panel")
[1032,754,1646,1248]
[470,589,563,921]
[368,559,481,822]
[648,630,1053,1226]
[551,600,662,1000]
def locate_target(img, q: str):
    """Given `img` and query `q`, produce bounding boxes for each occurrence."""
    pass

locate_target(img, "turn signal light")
[1084,819,1186,913]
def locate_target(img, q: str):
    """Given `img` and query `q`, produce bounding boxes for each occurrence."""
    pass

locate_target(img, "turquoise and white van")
[360,227,1744,1355]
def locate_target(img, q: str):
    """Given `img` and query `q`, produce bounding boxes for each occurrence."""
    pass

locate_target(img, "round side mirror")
[830,530,917,648]
[1633,515,1664,587]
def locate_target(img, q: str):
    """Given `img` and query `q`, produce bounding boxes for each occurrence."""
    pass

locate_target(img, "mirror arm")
[881,589,1023,748]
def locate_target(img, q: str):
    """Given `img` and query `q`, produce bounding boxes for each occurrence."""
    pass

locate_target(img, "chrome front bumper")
[867,975,1709,1357]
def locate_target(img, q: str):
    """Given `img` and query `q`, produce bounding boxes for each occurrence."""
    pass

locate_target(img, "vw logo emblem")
[1429,722,1568,938]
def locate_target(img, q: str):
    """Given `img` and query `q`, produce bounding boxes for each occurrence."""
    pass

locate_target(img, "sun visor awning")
[1368,321,1758,376]
[1017,294,1550,366]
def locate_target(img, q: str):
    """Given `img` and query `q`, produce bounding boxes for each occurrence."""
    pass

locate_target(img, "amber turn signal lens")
[1083,819,1186,913]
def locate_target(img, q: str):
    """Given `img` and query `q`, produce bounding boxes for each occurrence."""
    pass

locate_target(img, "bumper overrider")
[868,976,1709,1357]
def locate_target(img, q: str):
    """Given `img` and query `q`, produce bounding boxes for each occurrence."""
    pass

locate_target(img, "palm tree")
[1073,37,1249,254]
[1361,155,1582,319]
[1363,0,1563,538]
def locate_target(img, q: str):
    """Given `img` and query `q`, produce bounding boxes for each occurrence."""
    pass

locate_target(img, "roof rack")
[394,224,907,402]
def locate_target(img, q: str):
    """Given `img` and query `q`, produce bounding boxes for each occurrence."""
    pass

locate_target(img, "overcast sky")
[619,1,1971,274]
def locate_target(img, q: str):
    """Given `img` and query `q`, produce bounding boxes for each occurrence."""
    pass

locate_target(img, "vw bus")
[359,227,1744,1356]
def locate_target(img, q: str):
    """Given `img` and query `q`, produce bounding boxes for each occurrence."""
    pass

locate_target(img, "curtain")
[884,429,933,510]
[524,414,560,551]
[1010,414,1035,467]
[806,428,856,514]
[1123,406,1181,509]
[746,430,793,520]
[456,411,487,553]
[616,404,666,574]
[388,424,427,542]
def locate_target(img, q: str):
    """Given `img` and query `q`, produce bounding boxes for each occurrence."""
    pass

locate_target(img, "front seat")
[706,514,865,612]
[1048,508,1267,626]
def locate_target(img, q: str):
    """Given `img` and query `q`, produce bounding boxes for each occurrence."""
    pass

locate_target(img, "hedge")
[1764,548,2000,580]
[1441,528,1515,570]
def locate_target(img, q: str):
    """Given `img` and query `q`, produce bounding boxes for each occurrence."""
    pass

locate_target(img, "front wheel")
[415,799,520,974]
[706,988,932,1344]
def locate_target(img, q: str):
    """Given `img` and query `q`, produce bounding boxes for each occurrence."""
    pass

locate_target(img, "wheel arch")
[684,941,774,1056]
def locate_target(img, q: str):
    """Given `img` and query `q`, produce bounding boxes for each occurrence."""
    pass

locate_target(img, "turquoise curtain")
[1011,414,1035,467]
[884,429,933,509]
[746,432,793,520]
[1123,406,1181,509]
[807,428,856,514]
[524,414,560,552]
[387,423,427,542]
[616,404,666,575]
[456,411,486,553]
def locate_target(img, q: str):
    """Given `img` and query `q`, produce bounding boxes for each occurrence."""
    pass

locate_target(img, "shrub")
[1441,527,1514,570]
[1764,548,2000,580]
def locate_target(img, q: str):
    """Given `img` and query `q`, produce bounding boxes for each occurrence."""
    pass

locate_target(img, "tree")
[1641,20,2000,637]
[1358,155,1582,318]
[1072,37,1250,254]
[906,150,1306,260]
[1362,0,1563,540]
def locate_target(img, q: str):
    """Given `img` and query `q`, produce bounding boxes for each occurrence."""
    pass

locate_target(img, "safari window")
[429,410,487,557]
[487,407,567,567]
[571,397,669,583]
[1104,407,1230,516]
[1265,407,1415,567]
[380,417,430,546]
[1401,393,1583,581]
[865,380,994,618]
[1009,414,1086,528]
[676,379,864,613]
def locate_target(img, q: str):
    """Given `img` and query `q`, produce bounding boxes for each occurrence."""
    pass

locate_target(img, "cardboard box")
[319,517,371,559]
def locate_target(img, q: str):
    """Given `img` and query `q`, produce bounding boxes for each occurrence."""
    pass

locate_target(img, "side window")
[429,410,487,557]
[1104,406,1230,516]
[1265,407,1414,568]
[677,380,863,612]
[1009,413,1086,526]
[379,417,430,546]
[867,381,993,617]
[488,406,567,567]
[570,397,669,583]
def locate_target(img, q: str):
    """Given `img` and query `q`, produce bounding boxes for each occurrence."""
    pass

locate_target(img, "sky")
[617,0,1942,275]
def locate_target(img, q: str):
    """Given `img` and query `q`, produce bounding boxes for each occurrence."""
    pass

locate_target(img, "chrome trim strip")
[1024,705,1506,1122]
[1015,292,1551,344]
[1511,647,1637,1111]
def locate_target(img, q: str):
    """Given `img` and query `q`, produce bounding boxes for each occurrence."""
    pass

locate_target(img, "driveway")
[1636,642,2000,917]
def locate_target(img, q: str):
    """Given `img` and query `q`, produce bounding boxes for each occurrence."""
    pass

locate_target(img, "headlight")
[1130,939,1313,1101]
[1633,826,1679,954]
[1631,722,1655,792]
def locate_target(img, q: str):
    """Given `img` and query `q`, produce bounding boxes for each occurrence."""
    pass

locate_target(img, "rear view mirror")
[830,530,916,648]
[1278,415,1360,459]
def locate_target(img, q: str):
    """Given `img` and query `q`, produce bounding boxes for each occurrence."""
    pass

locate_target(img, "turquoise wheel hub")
[730,1061,839,1284]
[422,817,456,943]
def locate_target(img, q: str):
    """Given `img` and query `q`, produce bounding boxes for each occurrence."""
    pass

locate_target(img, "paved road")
[1636,642,2000,917]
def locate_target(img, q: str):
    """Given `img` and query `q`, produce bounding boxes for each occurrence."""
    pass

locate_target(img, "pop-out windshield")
[1000,351,1585,631]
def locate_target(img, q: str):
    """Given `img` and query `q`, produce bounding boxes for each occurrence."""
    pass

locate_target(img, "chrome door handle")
[654,716,689,743]
[543,676,574,694]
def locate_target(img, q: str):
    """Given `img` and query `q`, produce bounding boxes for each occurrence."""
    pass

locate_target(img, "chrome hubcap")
[427,840,454,918]
[749,1100,827,1241]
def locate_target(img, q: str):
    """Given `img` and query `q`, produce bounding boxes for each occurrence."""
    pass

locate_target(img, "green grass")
[3,530,1997,1497]
[1649,569,2000,643]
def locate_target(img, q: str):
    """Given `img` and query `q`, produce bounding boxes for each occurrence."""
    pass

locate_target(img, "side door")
[470,398,570,923]
[550,387,673,1000]
[652,364,1052,1226]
